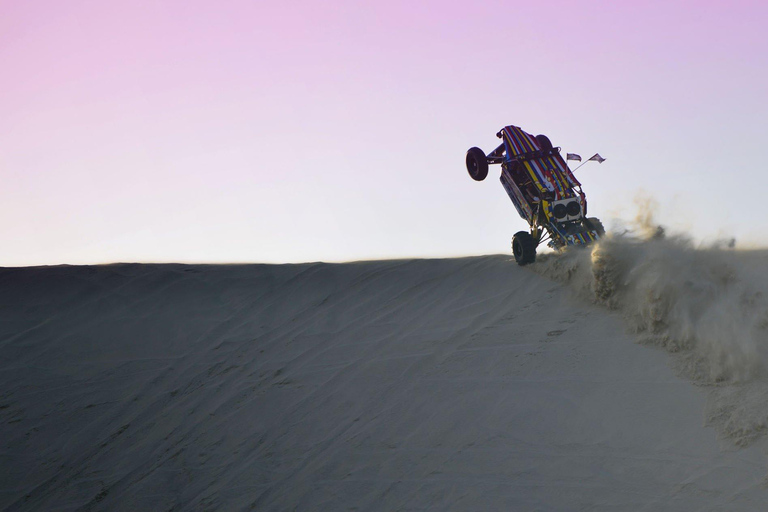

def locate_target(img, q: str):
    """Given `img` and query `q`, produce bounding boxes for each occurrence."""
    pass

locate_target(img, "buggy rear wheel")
[466,147,488,181]
[584,217,605,237]
[512,231,537,266]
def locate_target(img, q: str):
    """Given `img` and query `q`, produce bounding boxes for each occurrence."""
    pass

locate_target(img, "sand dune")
[1,254,767,510]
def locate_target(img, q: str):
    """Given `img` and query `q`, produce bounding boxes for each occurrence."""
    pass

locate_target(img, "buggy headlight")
[552,199,582,221]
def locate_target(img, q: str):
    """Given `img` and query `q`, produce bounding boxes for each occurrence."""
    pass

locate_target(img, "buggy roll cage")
[485,130,563,166]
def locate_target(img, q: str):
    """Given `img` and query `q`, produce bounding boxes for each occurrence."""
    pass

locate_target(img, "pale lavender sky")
[2,0,768,265]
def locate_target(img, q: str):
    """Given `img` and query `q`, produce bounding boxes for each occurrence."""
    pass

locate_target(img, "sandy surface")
[1,250,767,510]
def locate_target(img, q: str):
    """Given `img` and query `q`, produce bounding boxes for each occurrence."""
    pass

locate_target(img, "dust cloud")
[534,207,768,446]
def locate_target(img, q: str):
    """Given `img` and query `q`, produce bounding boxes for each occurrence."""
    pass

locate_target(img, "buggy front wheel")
[466,147,488,181]
[512,231,537,266]
[536,134,553,153]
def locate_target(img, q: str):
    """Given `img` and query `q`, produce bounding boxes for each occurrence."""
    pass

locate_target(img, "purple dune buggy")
[466,124,603,265]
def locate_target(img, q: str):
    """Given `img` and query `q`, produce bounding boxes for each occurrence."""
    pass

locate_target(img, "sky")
[2,0,768,266]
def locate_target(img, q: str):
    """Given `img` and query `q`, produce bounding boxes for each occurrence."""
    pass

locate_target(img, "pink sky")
[2,0,768,265]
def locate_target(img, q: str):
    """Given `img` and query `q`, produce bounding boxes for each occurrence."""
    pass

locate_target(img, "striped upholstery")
[501,126,582,201]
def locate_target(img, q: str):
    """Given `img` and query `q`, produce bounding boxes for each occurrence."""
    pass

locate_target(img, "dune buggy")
[466,124,603,265]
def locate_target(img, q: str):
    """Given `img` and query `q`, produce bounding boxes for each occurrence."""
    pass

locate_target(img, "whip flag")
[588,153,606,163]
[570,152,607,172]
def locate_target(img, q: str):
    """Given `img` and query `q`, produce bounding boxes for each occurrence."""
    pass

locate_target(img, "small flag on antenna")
[566,153,582,162]
[588,153,606,163]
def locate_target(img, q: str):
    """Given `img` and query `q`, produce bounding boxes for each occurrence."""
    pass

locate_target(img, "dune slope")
[0,256,766,511]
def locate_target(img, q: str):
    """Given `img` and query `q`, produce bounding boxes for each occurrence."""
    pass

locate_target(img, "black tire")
[584,217,605,236]
[466,147,488,181]
[536,134,553,153]
[512,231,537,265]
